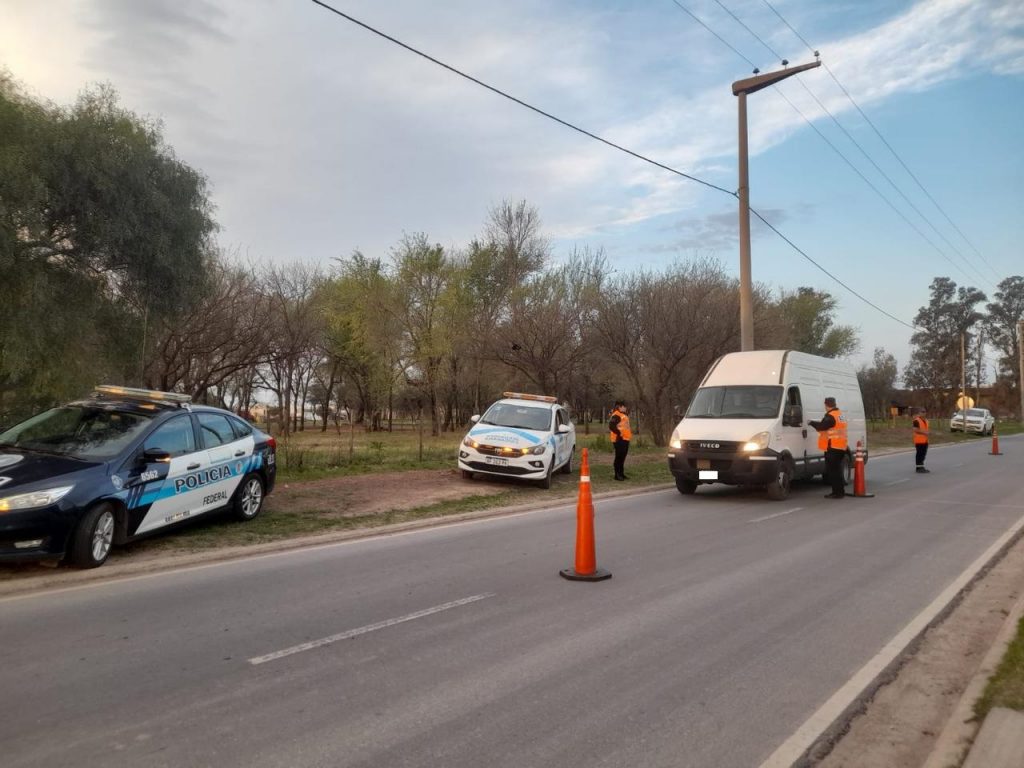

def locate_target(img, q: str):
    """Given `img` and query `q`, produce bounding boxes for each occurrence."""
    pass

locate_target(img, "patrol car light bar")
[502,392,558,403]
[94,385,192,405]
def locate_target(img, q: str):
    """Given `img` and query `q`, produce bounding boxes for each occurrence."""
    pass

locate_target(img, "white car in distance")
[458,392,576,489]
[950,408,995,435]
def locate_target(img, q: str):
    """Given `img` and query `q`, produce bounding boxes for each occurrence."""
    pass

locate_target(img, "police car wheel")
[233,474,265,521]
[560,448,574,475]
[537,462,553,489]
[69,503,116,569]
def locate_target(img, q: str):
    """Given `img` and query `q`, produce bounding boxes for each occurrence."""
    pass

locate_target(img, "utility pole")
[1018,319,1024,421]
[733,58,821,351]
[960,331,967,412]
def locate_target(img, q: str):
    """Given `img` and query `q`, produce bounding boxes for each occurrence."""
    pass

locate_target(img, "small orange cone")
[560,449,611,581]
[990,426,1003,456]
[851,440,875,498]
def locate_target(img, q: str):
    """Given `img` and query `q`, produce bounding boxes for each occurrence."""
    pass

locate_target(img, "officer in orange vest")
[912,406,930,473]
[809,396,848,499]
[608,400,632,481]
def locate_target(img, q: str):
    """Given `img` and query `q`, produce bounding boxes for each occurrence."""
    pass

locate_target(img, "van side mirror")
[783,404,803,427]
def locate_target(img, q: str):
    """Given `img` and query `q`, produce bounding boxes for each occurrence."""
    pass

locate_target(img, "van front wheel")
[676,477,698,495]
[766,460,793,501]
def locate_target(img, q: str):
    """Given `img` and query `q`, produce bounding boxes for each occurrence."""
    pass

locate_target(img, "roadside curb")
[0,482,674,599]
[922,583,1024,768]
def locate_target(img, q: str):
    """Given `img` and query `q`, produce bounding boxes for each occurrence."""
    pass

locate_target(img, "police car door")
[130,414,206,536]
[554,408,569,468]
[195,412,250,513]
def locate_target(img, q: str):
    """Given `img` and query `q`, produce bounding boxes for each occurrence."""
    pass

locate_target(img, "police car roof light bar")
[502,392,558,403]
[94,385,192,406]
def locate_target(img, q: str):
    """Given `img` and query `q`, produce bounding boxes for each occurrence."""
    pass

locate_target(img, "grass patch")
[974,615,1024,719]
[274,426,666,483]
[866,419,1022,452]
[118,452,673,556]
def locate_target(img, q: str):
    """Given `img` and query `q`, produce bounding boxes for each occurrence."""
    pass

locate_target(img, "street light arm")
[732,60,821,96]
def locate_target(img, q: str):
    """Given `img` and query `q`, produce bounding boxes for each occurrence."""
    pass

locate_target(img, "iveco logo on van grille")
[699,442,720,449]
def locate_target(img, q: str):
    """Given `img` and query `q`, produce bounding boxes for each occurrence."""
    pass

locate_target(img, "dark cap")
[824,397,837,407]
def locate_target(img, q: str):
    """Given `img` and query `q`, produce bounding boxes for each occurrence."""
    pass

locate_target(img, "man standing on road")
[913,407,931,473]
[810,396,848,499]
[609,400,631,481]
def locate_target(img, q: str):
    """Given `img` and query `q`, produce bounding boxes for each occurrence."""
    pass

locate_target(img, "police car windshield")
[480,403,552,431]
[0,406,154,461]
[685,386,783,419]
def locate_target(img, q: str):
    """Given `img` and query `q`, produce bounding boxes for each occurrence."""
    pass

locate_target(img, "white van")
[667,350,867,500]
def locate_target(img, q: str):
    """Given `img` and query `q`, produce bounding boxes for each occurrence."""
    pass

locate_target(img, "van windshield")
[685,386,783,419]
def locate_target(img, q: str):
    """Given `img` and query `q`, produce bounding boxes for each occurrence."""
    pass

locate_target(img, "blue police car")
[0,386,277,568]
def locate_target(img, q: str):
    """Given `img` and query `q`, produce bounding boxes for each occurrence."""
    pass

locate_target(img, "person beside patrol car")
[809,396,847,499]
[609,400,631,481]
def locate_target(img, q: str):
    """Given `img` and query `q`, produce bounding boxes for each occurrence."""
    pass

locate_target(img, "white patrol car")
[458,393,576,489]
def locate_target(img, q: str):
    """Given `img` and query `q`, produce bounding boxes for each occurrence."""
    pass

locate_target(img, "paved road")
[2,438,1022,768]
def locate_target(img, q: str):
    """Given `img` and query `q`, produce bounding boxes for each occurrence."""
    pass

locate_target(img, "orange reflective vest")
[609,409,632,442]
[817,408,848,451]
[913,416,929,445]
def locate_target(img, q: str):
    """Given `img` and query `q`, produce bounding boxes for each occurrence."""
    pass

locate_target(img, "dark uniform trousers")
[613,439,630,479]
[825,447,846,497]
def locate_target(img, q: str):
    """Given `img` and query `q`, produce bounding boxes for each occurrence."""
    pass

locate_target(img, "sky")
[3,0,1023,376]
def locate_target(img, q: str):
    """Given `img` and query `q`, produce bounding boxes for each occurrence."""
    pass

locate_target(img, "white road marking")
[248,593,495,666]
[748,507,803,524]
[758,508,1024,768]
[885,479,910,487]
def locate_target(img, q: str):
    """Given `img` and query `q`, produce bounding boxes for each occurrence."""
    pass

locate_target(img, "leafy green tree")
[984,276,1024,394]
[772,287,859,358]
[0,72,214,422]
[857,348,899,420]
[904,277,986,409]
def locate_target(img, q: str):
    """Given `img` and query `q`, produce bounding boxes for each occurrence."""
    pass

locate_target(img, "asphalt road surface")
[2,437,1022,768]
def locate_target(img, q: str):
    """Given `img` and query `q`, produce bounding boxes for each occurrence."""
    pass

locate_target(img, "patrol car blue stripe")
[468,427,542,444]
[128,454,259,509]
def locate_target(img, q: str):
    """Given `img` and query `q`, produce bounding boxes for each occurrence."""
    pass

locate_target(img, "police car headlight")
[742,432,770,452]
[462,437,480,449]
[0,485,74,513]
[529,445,547,455]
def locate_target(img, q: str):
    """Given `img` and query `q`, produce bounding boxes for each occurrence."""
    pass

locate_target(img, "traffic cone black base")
[560,567,612,582]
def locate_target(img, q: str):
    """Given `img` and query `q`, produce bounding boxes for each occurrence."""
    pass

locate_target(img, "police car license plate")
[486,457,509,466]
[696,459,711,470]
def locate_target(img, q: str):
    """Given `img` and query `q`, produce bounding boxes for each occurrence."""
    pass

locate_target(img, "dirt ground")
[816,534,1024,768]
[266,468,514,517]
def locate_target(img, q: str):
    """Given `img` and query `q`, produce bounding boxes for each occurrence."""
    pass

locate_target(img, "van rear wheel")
[766,460,793,501]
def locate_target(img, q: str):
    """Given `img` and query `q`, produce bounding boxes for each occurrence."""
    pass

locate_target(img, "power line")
[309,0,920,330]
[308,0,732,196]
[670,0,757,70]
[700,0,992,287]
[760,0,1003,282]
[710,0,782,63]
[789,77,991,287]
[749,208,917,330]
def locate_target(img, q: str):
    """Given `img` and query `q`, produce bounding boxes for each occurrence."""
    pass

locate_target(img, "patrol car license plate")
[697,459,711,470]
[486,457,509,466]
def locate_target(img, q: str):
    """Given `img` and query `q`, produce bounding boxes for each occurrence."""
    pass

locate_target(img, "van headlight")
[669,430,683,450]
[0,485,74,513]
[742,432,770,452]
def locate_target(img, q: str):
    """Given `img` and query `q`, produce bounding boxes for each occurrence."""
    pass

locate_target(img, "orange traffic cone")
[560,448,611,582]
[990,426,1003,456]
[851,440,875,498]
